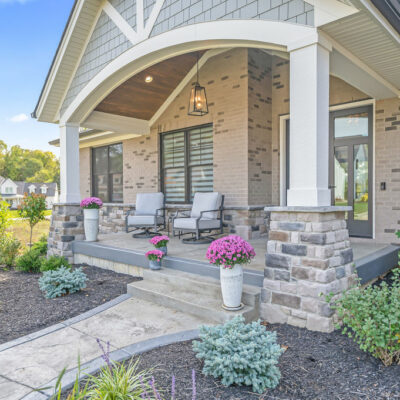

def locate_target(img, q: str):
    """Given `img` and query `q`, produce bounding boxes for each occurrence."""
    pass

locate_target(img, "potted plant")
[145,249,164,270]
[149,235,170,255]
[80,197,103,242]
[206,235,256,311]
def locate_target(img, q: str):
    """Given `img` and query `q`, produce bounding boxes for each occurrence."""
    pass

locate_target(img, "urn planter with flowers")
[80,197,103,242]
[206,235,256,310]
[145,249,164,270]
[149,235,170,255]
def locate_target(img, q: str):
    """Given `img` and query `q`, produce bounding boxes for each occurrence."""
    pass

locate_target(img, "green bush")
[0,233,21,267]
[85,358,157,399]
[39,266,87,299]
[40,256,70,272]
[333,269,400,366]
[16,248,43,273]
[193,316,283,393]
[31,235,48,256]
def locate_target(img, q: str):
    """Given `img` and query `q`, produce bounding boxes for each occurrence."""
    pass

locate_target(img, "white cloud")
[9,113,29,123]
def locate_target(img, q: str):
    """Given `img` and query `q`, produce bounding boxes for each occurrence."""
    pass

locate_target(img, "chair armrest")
[199,209,222,219]
[172,209,191,218]
[155,207,166,217]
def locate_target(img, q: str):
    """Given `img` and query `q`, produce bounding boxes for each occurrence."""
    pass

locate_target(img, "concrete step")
[142,267,260,307]
[127,268,260,324]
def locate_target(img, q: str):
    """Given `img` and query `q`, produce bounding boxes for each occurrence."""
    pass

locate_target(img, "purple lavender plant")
[96,338,112,370]
[192,369,196,400]
[171,375,176,400]
[150,376,162,400]
[140,375,150,399]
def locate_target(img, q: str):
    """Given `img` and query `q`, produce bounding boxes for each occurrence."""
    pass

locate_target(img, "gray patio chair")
[125,192,166,238]
[172,192,224,244]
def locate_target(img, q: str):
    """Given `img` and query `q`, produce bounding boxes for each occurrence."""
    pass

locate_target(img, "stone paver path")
[0,297,211,399]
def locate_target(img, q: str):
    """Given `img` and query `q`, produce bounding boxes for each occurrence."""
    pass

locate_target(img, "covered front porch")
[72,231,398,287]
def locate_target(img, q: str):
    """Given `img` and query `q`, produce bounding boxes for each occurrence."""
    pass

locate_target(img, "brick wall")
[375,97,400,243]
[248,49,272,205]
[149,47,250,207]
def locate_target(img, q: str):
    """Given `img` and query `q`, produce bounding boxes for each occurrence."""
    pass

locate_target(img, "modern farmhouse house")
[34,0,400,331]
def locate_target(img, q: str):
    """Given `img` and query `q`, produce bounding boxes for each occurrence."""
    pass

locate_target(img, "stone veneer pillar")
[261,206,357,333]
[47,203,84,264]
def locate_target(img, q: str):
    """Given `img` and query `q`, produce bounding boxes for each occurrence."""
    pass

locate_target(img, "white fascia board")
[35,0,87,122]
[83,111,150,134]
[56,3,105,122]
[358,0,400,44]
[306,0,359,26]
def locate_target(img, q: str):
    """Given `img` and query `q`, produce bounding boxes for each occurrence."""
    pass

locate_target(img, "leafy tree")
[0,143,59,185]
[0,200,11,236]
[18,193,47,248]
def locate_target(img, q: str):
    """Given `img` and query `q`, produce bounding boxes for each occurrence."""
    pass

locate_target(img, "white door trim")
[279,98,376,237]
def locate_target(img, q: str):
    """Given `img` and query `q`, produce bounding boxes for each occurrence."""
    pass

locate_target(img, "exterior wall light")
[188,53,208,116]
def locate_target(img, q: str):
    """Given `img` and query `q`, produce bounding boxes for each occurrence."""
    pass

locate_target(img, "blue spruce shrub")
[39,266,87,299]
[193,316,283,393]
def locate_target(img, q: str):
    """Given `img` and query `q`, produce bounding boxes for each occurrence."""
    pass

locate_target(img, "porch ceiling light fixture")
[188,53,208,116]
[145,75,153,83]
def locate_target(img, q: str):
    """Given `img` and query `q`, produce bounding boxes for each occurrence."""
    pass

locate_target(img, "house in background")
[34,0,400,331]
[0,176,59,209]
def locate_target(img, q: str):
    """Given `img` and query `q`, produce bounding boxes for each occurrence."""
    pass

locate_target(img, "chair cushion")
[173,217,220,230]
[127,215,164,226]
[135,192,164,216]
[190,192,221,219]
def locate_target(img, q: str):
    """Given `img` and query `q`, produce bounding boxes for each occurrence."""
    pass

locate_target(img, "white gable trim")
[83,111,150,134]
[103,1,138,44]
[60,19,315,124]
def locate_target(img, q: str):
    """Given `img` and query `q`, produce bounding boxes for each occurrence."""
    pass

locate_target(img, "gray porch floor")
[96,232,389,271]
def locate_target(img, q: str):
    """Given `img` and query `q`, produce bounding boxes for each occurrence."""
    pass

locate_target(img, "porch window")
[161,125,213,203]
[92,143,123,203]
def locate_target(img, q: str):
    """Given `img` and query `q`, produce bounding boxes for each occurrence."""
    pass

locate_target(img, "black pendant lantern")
[188,53,208,116]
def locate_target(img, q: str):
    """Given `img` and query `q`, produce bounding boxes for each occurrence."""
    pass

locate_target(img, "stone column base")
[261,206,357,333]
[47,203,84,264]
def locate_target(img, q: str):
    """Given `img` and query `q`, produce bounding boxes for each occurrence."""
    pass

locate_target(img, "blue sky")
[0,0,75,155]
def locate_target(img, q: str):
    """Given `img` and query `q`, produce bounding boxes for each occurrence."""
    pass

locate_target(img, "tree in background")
[18,193,47,248]
[0,143,59,185]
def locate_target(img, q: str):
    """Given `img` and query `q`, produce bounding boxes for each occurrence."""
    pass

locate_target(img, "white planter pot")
[220,264,243,310]
[83,208,99,242]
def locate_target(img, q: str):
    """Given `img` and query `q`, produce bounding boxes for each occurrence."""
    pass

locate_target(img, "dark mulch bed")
[100,324,399,400]
[0,265,138,344]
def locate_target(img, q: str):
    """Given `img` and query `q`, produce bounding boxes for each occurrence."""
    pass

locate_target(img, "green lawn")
[7,220,50,248]
[8,209,52,218]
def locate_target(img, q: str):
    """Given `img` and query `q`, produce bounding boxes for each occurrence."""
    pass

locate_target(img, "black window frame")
[160,124,213,204]
[91,143,123,203]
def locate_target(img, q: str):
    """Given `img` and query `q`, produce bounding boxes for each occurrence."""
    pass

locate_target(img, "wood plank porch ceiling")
[95,51,206,120]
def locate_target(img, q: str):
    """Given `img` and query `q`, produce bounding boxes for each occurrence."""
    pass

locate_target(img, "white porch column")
[287,35,332,207]
[59,123,81,203]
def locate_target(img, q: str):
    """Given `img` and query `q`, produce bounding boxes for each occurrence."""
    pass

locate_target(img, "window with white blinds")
[161,125,213,203]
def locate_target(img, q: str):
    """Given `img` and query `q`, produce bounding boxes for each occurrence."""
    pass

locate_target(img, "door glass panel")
[334,112,368,138]
[110,173,123,203]
[334,146,349,208]
[353,144,369,221]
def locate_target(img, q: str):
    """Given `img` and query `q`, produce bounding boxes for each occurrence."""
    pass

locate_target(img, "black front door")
[330,106,373,238]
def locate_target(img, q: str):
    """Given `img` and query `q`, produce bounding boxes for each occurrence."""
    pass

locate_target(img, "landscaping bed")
[119,324,400,399]
[0,265,137,344]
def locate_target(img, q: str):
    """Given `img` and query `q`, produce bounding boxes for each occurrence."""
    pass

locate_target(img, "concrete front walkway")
[0,297,211,400]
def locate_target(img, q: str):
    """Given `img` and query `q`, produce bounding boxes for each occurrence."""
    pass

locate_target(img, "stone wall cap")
[53,203,81,206]
[264,206,353,213]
